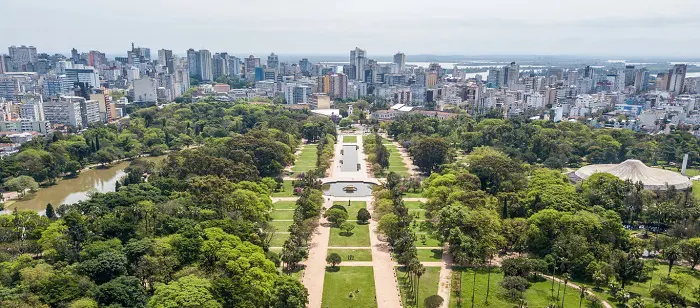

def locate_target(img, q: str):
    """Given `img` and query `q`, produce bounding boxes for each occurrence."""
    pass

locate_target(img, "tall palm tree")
[561,273,570,307]
[579,286,588,308]
[485,256,493,304]
[471,266,478,308]
[415,264,426,306]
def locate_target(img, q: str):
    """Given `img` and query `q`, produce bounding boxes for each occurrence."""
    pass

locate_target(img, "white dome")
[573,159,692,190]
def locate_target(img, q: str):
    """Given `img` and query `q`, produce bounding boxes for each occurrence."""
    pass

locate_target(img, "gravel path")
[301,197,332,308]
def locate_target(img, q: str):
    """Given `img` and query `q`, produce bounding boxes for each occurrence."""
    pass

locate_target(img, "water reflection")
[10,156,164,212]
[323,182,375,197]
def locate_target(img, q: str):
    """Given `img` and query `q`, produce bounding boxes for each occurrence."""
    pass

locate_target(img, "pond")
[9,156,164,213]
[322,181,376,197]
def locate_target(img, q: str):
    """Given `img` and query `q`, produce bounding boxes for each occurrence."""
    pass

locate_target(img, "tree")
[76,251,128,284]
[5,175,39,197]
[340,222,355,236]
[95,275,147,308]
[412,137,450,174]
[45,203,56,219]
[663,245,682,275]
[680,237,700,270]
[651,284,686,308]
[579,286,588,308]
[272,276,309,308]
[326,253,342,268]
[424,295,444,308]
[501,276,529,299]
[148,275,221,308]
[324,208,348,227]
[357,208,371,224]
[339,118,353,128]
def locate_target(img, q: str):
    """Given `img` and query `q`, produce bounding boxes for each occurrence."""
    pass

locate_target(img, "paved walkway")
[541,274,612,308]
[301,197,333,308]
[437,244,453,308]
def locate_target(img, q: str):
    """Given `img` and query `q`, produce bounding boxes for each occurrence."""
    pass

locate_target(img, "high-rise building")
[133,78,158,102]
[330,73,348,100]
[71,48,80,64]
[198,50,213,82]
[669,64,687,95]
[212,53,228,80]
[267,53,279,70]
[20,96,44,121]
[502,62,520,88]
[624,65,636,87]
[43,96,84,127]
[350,47,367,81]
[80,99,101,126]
[486,69,501,88]
[284,84,310,104]
[64,67,100,89]
[634,69,650,92]
[245,55,261,77]
[299,58,312,75]
[567,70,579,87]
[43,75,71,98]
[187,49,199,78]
[8,45,38,72]
[158,49,175,73]
[393,52,406,71]
[227,56,240,77]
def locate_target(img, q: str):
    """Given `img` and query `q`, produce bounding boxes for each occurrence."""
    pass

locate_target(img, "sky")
[2,0,699,58]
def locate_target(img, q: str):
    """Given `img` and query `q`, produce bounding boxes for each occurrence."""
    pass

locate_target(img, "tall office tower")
[486,69,501,88]
[198,50,213,82]
[548,68,564,81]
[211,53,229,80]
[350,47,367,81]
[656,72,670,91]
[393,52,406,71]
[187,49,199,78]
[624,65,636,86]
[0,55,8,74]
[227,56,240,77]
[8,45,38,71]
[330,73,349,99]
[267,53,279,70]
[501,62,520,88]
[634,69,650,92]
[158,49,175,73]
[669,64,687,95]
[71,48,80,63]
[245,55,261,76]
[584,66,592,78]
[299,58,312,74]
[614,70,625,91]
[567,70,579,87]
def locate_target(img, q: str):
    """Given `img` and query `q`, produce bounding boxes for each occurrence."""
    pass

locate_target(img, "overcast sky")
[2,0,699,58]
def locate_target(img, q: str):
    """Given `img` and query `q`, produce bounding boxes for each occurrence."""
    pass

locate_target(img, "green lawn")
[329,223,371,247]
[333,201,367,219]
[569,262,700,307]
[343,135,358,143]
[291,145,317,174]
[693,181,700,199]
[404,201,424,209]
[273,201,297,210]
[271,209,295,220]
[269,233,288,247]
[397,266,441,308]
[450,268,593,308]
[414,233,441,247]
[403,191,424,198]
[416,249,443,262]
[270,220,293,231]
[410,209,426,220]
[327,248,373,261]
[272,180,294,197]
[322,267,377,308]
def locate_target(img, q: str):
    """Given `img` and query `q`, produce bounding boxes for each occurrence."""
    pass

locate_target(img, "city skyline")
[2,0,699,57]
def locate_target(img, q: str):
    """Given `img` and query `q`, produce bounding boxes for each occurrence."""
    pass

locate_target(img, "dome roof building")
[571,159,692,191]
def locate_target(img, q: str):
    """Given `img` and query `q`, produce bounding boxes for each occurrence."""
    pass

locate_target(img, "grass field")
[404,201,424,209]
[397,266,441,308]
[291,144,317,174]
[343,135,358,143]
[410,209,426,220]
[327,248,373,261]
[269,233,288,247]
[385,144,411,177]
[403,191,424,198]
[270,220,293,231]
[322,267,377,308]
[416,249,443,262]
[694,181,700,199]
[270,209,295,220]
[414,233,442,247]
[272,180,294,197]
[329,223,371,247]
[273,201,297,209]
[333,201,367,219]
[569,262,700,307]
[450,268,593,308]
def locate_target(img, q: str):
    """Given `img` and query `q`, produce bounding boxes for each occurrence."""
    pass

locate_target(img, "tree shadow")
[326,266,340,272]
